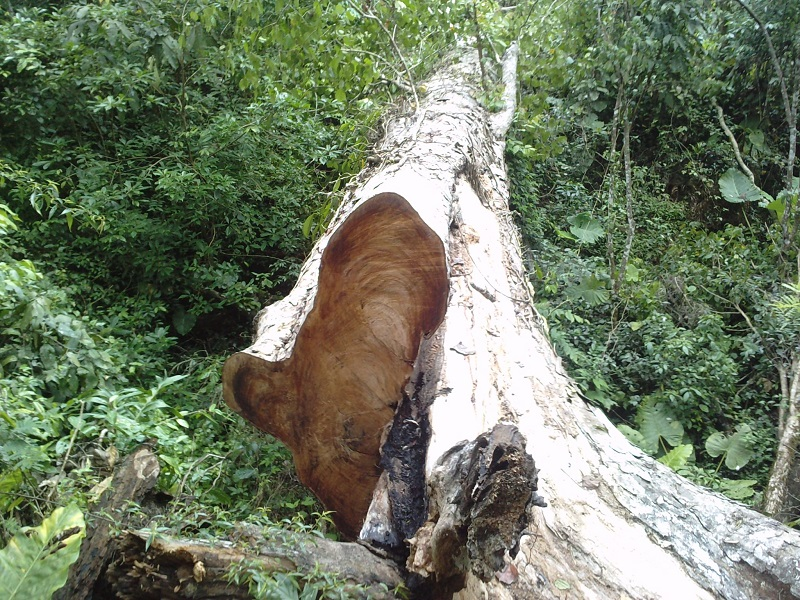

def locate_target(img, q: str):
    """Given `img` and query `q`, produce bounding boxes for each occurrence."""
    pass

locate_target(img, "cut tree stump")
[219,42,800,599]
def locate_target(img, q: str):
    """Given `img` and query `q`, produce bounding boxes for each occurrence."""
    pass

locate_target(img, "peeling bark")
[223,42,800,599]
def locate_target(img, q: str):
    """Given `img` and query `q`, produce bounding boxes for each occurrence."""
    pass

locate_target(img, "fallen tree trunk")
[104,526,404,599]
[222,43,800,599]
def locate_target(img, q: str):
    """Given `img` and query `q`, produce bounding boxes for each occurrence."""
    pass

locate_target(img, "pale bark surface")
[765,357,800,518]
[223,44,800,599]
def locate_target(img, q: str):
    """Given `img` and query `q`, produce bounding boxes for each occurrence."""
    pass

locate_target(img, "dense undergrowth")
[0,0,472,596]
[509,0,800,514]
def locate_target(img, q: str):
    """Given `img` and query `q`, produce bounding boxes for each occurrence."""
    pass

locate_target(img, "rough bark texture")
[223,43,800,599]
[105,526,404,599]
[764,356,800,518]
[54,444,160,600]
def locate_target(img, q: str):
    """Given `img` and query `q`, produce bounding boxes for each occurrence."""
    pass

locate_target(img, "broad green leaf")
[567,274,609,306]
[636,401,684,454]
[774,187,799,213]
[624,263,641,283]
[719,479,757,500]
[172,306,196,336]
[705,431,729,458]
[0,505,85,600]
[658,444,693,470]
[617,424,645,449]
[302,214,315,238]
[747,129,767,153]
[554,228,577,241]
[0,471,24,513]
[718,168,771,204]
[567,212,604,244]
[765,197,786,220]
[300,584,319,600]
[706,425,754,470]
[584,389,614,410]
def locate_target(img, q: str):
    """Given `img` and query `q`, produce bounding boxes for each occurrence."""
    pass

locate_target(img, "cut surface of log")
[223,192,448,538]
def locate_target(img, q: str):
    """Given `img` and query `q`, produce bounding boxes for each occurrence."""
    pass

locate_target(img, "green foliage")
[0,505,84,600]
[658,444,693,470]
[0,0,384,341]
[705,424,755,472]
[718,169,770,205]
[226,517,373,600]
[509,0,798,505]
[567,212,605,245]
[636,400,684,455]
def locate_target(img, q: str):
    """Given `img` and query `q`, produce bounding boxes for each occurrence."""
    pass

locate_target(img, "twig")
[614,107,635,295]
[711,97,755,184]
[348,1,419,108]
[172,452,227,504]
[605,82,624,285]
[51,400,85,500]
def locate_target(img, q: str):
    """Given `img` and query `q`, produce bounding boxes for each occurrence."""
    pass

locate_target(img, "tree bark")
[222,44,800,599]
[764,355,800,518]
[54,444,160,600]
[104,527,404,599]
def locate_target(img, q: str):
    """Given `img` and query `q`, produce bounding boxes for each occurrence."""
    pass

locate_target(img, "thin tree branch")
[606,82,624,285]
[614,107,635,295]
[347,1,419,108]
[712,97,755,184]
[732,0,792,137]
[732,0,799,259]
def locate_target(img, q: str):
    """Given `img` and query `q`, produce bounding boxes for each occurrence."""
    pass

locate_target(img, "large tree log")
[223,44,800,598]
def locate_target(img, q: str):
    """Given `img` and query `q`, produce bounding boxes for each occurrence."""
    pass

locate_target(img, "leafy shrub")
[0,505,84,600]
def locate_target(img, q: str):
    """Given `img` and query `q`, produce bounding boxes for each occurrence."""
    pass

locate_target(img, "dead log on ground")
[104,526,404,599]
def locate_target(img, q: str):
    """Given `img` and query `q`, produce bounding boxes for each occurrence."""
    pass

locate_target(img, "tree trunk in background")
[764,357,800,519]
[222,44,800,599]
